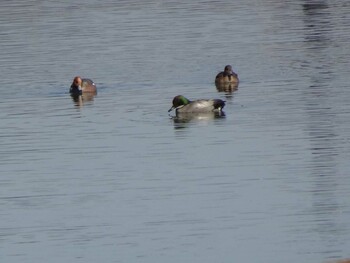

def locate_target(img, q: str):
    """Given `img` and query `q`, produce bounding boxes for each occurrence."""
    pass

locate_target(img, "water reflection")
[302,1,331,47]
[171,111,225,129]
[215,82,238,93]
[301,0,343,255]
[301,0,336,176]
[70,93,96,107]
[326,260,350,263]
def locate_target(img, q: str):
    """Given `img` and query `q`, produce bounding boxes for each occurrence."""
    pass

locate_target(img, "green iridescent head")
[168,95,190,112]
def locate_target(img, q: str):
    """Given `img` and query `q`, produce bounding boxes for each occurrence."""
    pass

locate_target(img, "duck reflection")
[326,260,350,263]
[302,1,330,46]
[300,0,344,250]
[171,111,225,129]
[71,92,96,107]
[215,82,238,93]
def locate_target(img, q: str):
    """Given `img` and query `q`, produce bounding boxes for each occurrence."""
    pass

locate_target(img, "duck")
[168,95,225,113]
[70,76,97,95]
[215,65,239,85]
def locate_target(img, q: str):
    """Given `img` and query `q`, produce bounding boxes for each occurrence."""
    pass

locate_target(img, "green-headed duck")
[168,95,225,113]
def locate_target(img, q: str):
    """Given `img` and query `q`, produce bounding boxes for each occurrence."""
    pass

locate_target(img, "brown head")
[72,76,82,88]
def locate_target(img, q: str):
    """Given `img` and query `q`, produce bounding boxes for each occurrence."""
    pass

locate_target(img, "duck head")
[224,65,233,75]
[71,76,82,89]
[70,76,83,95]
[168,95,190,112]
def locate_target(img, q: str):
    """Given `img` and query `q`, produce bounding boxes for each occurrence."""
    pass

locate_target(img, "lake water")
[1,1,350,262]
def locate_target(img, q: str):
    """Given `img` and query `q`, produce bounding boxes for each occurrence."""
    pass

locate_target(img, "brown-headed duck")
[70,76,97,95]
[215,65,239,85]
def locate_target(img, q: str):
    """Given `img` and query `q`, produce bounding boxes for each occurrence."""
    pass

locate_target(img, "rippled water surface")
[1,1,350,262]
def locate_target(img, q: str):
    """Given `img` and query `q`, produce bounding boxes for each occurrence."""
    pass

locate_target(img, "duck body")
[70,76,97,95]
[168,95,225,113]
[215,65,239,85]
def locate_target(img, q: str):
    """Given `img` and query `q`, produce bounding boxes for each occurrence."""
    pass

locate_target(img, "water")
[1,1,350,262]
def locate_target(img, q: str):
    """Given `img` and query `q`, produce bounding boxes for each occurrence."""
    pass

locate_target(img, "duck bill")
[168,106,175,112]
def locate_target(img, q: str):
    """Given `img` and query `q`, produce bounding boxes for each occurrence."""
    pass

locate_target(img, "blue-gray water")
[1,1,350,262]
